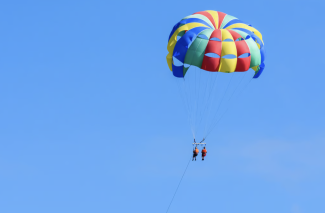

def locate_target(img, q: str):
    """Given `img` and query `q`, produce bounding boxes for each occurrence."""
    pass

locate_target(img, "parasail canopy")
[167,10,265,78]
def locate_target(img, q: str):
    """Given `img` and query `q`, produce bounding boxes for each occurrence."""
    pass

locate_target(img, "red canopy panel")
[235,40,250,56]
[210,29,222,40]
[217,11,226,29]
[235,40,251,71]
[201,38,222,71]
[235,57,251,71]
[193,11,217,29]
[227,29,244,41]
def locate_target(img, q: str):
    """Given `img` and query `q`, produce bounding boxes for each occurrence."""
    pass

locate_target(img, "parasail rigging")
[165,10,265,213]
[167,10,265,144]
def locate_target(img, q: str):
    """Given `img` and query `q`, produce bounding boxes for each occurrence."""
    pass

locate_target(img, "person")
[202,147,207,161]
[193,147,199,161]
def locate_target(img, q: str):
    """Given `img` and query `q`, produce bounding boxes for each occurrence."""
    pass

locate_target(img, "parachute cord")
[165,156,192,213]
[183,73,194,138]
[199,71,219,136]
[204,74,234,136]
[186,76,196,139]
[194,67,202,137]
[197,69,211,130]
[205,74,253,139]
[183,78,196,139]
[183,38,204,137]
[175,77,195,139]
[205,73,242,137]
[193,67,197,137]
[202,73,221,136]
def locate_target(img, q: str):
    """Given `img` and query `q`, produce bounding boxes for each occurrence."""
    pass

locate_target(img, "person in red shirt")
[193,147,199,161]
[201,147,207,161]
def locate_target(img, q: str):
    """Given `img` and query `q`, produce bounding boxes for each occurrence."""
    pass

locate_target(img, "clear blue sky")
[0,0,324,213]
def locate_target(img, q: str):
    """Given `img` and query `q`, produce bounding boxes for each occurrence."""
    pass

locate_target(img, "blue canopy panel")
[168,18,213,42]
[179,18,214,29]
[223,19,246,29]
[253,62,265,78]
[172,27,209,77]
[168,22,181,42]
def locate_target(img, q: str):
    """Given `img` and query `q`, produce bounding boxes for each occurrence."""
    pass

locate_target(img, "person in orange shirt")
[201,147,207,161]
[193,147,199,161]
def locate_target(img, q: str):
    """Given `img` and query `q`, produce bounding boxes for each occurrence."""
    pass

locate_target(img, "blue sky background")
[0,0,324,213]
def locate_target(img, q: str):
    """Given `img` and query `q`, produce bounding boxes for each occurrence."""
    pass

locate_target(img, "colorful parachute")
[167,11,265,140]
[167,10,265,78]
